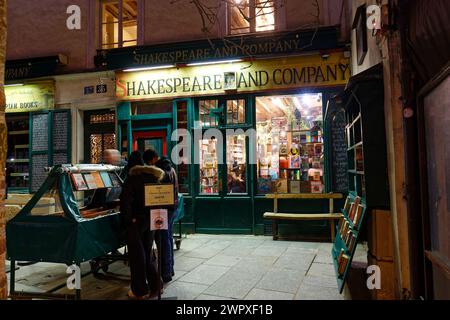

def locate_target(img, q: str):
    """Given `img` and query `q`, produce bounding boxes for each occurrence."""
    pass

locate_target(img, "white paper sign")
[150,209,168,231]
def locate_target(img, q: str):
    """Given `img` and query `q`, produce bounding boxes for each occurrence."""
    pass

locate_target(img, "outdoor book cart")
[6,164,127,300]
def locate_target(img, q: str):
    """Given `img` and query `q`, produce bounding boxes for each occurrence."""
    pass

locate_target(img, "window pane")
[255,0,275,31]
[123,1,137,45]
[227,99,246,125]
[176,101,190,194]
[102,1,119,23]
[227,134,246,194]
[199,100,219,128]
[230,0,250,34]
[256,94,324,194]
[200,138,219,194]
[102,0,137,48]
[102,22,119,48]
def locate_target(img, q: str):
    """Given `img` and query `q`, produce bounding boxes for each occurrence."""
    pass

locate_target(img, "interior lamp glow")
[186,59,242,67]
[123,64,175,72]
[4,83,24,87]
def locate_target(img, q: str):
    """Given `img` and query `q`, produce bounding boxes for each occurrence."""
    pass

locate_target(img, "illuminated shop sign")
[101,27,339,70]
[116,53,350,101]
[5,82,54,113]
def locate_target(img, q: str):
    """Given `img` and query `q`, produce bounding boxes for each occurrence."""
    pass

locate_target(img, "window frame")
[100,0,139,49]
[227,0,278,35]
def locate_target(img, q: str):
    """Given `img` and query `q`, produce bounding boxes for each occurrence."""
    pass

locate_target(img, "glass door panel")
[226,134,247,194]
[199,138,219,194]
[199,99,220,128]
[226,99,246,125]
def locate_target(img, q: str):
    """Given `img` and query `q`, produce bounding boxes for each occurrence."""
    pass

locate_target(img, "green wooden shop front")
[116,86,347,237]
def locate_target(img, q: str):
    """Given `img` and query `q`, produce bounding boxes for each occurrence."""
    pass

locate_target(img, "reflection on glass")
[200,138,219,194]
[227,134,246,194]
[227,99,246,125]
[199,100,219,128]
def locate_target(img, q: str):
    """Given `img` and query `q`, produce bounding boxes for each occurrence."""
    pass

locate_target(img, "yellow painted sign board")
[144,184,175,207]
[5,82,54,113]
[116,52,350,101]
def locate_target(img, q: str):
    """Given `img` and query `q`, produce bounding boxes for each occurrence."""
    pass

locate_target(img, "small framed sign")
[150,209,169,231]
[144,183,175,207]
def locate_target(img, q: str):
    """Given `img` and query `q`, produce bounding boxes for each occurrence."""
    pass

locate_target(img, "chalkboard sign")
[330,110,348,193]
[31,154,49,192]
[52,112,69,152]
[32,113,49,152]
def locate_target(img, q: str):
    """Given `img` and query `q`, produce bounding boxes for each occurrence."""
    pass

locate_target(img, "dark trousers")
[126,219,159,296]
[155,210,175,279]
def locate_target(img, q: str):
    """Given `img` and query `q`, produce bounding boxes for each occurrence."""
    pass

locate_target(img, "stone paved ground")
[6,234,367,300]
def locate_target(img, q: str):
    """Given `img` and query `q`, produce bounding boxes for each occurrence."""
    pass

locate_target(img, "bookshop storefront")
[115,51,351,234]
[4,81,67,194]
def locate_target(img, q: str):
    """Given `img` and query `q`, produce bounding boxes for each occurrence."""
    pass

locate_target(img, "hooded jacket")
[120,165,165,225]
[155,157,179,209]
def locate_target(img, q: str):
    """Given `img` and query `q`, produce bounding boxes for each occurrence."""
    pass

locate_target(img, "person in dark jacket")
[143,148,178,283]
[120,150,165,299]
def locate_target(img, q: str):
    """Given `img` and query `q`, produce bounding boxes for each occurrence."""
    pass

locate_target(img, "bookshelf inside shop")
[6,115,30,190]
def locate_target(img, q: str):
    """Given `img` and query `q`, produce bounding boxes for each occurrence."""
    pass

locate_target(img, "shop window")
[101,0,137,49]
[227,134,247,194]
[229,0,275,35]
[199,138,219,194]
[6,114,30,190]
[176,101,190,194]
[226,99,246,125]
[199,99,220,128]
[131,101,172,115]
[256,94,324,194]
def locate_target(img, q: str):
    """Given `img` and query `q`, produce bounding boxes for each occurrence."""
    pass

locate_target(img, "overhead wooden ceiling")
[256,94,323,121]
[103,0,137,21]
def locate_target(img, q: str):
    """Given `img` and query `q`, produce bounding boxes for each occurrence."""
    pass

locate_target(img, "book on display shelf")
[83,173,98,189]
[71,173,88,191]
[100,171,113,188]
[91,172,105,189]
[338,254,350,276]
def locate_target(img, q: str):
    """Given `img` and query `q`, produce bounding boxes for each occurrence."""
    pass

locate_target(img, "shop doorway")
[195,97,253,233]
[83,110,116,164]
[132,130,167,156]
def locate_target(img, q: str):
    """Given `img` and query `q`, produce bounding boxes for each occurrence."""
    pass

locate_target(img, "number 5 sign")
[367,5,381,30]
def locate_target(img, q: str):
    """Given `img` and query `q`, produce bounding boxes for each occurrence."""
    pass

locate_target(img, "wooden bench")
[263,193,343,241]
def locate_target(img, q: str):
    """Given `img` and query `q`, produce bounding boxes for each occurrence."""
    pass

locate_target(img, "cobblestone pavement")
[6,234,367,300]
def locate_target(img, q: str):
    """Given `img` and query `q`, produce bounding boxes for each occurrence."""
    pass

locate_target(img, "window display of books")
[200,139,218,194]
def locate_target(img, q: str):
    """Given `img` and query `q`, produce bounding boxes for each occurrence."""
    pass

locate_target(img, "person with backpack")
[143,148,178,283]
[120,150,165,299]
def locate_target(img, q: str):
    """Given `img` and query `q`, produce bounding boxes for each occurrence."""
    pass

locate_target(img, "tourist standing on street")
[120,150,165,299]
[143,148,179,283]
